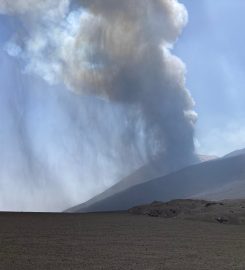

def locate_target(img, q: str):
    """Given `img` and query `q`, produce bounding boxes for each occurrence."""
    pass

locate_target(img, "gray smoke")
[68,0,197,166]
[0,0,197,211]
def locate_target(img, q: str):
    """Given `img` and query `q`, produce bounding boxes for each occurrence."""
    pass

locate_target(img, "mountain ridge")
[68,152,245,213]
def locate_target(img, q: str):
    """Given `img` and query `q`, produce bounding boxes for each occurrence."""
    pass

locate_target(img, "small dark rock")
[205,202,216,207]
[148,209,161,217]
[205,202,223,208]
[216,217,229,224]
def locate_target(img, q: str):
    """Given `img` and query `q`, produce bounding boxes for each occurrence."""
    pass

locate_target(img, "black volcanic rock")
[129,199,245,225]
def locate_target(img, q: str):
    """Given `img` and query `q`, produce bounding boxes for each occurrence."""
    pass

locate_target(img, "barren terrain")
[129,199,245,225]
[69,154,245,213]
[1,211,245,269]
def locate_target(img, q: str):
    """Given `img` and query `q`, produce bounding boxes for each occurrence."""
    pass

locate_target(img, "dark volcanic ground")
[0,212,245,270]
[129,199,245,225]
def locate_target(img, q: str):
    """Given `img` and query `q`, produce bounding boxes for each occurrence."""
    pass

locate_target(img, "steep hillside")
[224,148,245,159]
[67,154,216,212]
[72,154,245,212]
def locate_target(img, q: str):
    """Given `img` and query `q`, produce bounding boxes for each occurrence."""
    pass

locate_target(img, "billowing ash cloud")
[0,0,197,211]
[76,0,197,167]
[0,0,69,15]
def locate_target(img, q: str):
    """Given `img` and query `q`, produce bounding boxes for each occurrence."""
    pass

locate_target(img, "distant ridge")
[224,148,245,159]
[67,152,245,213]
[66,154,215,213]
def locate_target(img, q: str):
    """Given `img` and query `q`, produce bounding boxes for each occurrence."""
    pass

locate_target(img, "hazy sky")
[0,1,245,210]
[176,0,245,156]
[1,1,245,159]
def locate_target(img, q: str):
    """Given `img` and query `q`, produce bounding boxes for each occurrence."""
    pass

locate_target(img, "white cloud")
[197,123,245,156]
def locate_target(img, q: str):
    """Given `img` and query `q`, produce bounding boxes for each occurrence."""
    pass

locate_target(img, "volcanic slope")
[224,148,245,159]
[71,153,245,212]
[67,154,216,212]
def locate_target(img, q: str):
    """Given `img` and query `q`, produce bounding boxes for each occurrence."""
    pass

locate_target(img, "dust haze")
[0,0,197,211]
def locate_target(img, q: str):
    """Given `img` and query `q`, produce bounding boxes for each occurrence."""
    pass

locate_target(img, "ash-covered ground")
[1,202,245,270]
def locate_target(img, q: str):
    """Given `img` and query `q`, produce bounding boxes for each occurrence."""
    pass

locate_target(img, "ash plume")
[69,0,197,165]
[0,0,197,211]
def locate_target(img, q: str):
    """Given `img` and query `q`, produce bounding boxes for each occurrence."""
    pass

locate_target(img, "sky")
[1,1,244,159]
[0,1,245,210]
[176,0,245,156]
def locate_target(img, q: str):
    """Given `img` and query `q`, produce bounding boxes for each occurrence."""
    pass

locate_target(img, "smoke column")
[0,0,197,211]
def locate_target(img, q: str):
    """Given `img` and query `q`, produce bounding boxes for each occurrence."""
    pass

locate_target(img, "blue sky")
[175,0,245,155]
[1,1,245,157]
[0,1,245,210]
[1,1,245,158]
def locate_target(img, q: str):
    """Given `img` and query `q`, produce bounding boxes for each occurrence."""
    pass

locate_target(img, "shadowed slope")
[224,148,245,159]
[66,154,217,212]
[72,154,245,212]
[66,155,217,212]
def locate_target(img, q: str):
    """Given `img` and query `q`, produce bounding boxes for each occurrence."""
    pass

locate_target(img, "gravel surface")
[129,199,245,225]
[0,212,245,269]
